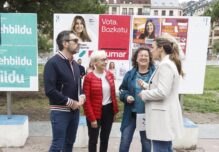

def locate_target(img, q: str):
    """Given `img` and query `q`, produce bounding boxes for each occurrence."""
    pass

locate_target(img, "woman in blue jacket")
[119,47,156,152]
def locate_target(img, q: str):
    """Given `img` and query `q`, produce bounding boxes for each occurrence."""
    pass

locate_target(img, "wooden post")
[7,91,12,119]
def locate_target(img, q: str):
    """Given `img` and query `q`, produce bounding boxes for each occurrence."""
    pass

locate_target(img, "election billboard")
[0,13,38,91]
[54,14,210,94]
[131,16,210,94]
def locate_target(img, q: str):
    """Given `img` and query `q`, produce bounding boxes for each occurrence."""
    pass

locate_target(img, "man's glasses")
[65,38,78,43]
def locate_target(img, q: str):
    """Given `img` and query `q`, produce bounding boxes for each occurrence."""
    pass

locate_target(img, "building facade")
[100,0,151,15]
[100,0,183,16]
[150,0,183,16]
[182,0,218,57]
[183,0,211,16]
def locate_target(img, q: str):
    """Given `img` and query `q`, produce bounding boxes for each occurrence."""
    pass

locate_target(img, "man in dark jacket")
[44,30,85,152]
[77,58,85,77]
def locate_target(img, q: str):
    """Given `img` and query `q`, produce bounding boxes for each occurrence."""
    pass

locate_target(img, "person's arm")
[119,72,134,104]
[83,75,96,122]
[81,66,86,77]
[44,61,68,104]
[109,73,119,114]
[139,63,174,101]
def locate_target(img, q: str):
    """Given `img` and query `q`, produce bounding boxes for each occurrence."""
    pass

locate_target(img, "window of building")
[129,8,134,15]
[214,30,219,37]
[210,31,212,37]
[112,7,117,14]
[169,10,173,16]
[105,8,109,14]
[162,10,166,16]
[154,10,158,16]
[143,7,150,15]
[122,8,127,15]
[209,39,212,45]
[138,8,142,15]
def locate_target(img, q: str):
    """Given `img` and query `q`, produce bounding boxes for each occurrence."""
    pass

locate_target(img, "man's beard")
[67,44,80,54]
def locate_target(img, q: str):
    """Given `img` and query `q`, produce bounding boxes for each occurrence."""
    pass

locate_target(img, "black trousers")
[87,103,114,152]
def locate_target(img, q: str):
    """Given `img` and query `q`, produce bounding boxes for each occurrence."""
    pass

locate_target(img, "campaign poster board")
[0,13,38,91]
[54,14,210,94]
[54,14,99,68]
[179,17,210,94]
[54,14,131,89]
[131,16,210,94]
[98,15,131,81]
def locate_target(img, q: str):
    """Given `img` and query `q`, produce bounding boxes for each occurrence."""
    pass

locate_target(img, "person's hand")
[127,96,135,104]
[137,79,149,90]
[78,95,86,106]
[138,91,143,100]
[70,101,80,110]
[91,120,98,128]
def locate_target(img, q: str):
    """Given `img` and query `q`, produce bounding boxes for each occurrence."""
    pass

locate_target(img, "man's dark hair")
[56,30,73,51]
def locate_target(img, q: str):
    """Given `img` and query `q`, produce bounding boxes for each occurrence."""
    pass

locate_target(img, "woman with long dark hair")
[71,15,91,42]
[139,19,156,40]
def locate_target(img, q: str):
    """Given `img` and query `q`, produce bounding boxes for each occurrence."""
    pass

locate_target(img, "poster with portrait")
[131,17,161,61]
[54,14,99,68]
[131,16,210,94]
[161,18,189,56]
[133,17,161,45]
[98,15,131,82]
[54,15,210,94]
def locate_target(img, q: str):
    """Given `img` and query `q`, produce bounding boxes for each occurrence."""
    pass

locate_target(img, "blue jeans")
[49,110,79,152]
[119,115,151,152]
[152,140,173,152]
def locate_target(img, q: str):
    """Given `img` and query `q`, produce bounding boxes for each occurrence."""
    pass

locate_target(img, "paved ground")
[1,137,219,152]
[1,121,219,152]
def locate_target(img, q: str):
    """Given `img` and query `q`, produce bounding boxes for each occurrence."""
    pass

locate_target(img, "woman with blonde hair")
[71,15,91,42]
[138,35,184,152]
[83,51,118,152]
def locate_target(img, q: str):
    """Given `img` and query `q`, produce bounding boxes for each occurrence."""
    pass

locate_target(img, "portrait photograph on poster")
[54,14,99,67]
[133,17,161,45]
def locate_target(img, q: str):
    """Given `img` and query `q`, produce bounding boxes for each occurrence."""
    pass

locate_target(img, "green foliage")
[212,40,219,54]
[204,65,219,90]
[204,0,219,22]
[0,0,107,36]
[184,66,219,113]
[0,0,107,53]
[38,64,45,74]
[184,91,219,113]
[1,66,218,120]
[38,33,52,53]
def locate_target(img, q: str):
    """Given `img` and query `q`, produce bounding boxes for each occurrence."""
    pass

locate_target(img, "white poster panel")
[54,14,99,68]
[54,15,210,94]
[131,16,210,94]
[179,17,210,94]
